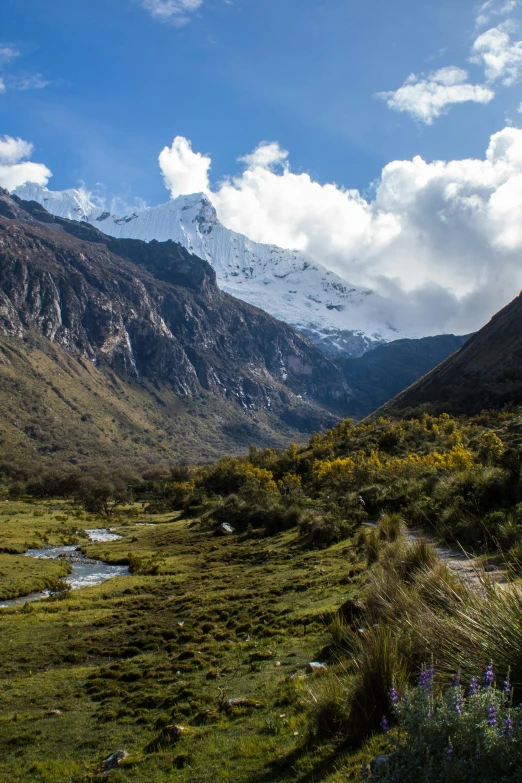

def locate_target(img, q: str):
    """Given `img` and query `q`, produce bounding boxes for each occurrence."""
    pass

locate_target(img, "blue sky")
[4,0,522,336]
[2,0,521,202]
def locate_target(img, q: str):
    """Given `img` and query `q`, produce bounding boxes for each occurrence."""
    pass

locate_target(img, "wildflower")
[469,676,479,696]
[483,663,494,689]
[445,743,454,762]
[389,686,399,703]
[503,712,513,737]
[454,689,464,714]
[360,764,370,780]
[380,715,390,734]
[503,675,511,700]
[487,704,497,727]
[419,666,435,694]
[451,671,461,687]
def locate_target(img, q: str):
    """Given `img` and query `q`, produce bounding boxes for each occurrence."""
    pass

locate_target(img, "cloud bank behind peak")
[159,129,522,336]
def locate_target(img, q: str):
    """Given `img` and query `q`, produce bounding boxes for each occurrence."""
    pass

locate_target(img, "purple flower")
[380,715,390,734]
[389,686,399,703]
[469,676,479,696]
[360,764,370,780]
[487,704,497,727]
[503,676,511,697]
[445,744,454,762]
[419,666,435,694]
[503,712,514,737]
[483,663,494,689]
[454,689,464,714]
[451,671,461,687]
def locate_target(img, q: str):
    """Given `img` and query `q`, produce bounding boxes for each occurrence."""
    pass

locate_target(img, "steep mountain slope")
[380,292,522,415]
[0,333,314,472]
[337,333,471,418]
[14,183,406,357]
[0,189,352,467]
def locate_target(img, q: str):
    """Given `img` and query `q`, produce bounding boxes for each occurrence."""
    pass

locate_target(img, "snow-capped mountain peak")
[13,182,405,356]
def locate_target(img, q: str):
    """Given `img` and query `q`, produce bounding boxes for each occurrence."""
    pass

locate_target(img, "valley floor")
[0,501,367,783]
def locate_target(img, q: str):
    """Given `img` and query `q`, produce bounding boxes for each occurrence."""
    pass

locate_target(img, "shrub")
[314,626,409,744]
[401,538,439,581]
[298,511,354,546]
[372,666,522,783]
[377,512,406,543]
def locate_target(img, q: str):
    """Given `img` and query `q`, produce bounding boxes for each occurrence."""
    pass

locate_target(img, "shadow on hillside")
[246,742,348,783]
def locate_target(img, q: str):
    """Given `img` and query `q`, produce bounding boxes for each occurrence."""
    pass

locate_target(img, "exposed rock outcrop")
[0,188,351,422]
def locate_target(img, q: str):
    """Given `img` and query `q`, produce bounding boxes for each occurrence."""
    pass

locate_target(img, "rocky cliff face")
[0,189,351,424]
[14,183,406,357]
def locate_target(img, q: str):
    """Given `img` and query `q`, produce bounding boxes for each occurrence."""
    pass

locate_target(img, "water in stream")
[0,530,129,609]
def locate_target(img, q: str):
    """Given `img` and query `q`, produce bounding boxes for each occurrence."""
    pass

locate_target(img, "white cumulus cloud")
[377,67,495,124]
[239,142,289,170]
[471,25,522,84]
[139,0,203,25]
[159,136,211,197]
[476,0,520,27]
[0,135,51,191]
[158,130,522,334]
[382,0,522,123]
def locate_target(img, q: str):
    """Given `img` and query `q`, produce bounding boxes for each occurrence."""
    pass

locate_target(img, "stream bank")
[0,529,129,609]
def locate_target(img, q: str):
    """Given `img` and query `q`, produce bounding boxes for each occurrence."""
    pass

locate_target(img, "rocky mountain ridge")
[337,333,471,418]
[14,183,408,357]
[0,189,353,455]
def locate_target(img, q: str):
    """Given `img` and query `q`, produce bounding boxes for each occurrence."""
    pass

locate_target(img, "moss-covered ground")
[0,500,364,783]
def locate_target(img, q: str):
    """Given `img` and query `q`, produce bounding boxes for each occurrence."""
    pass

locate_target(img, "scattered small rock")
[307,661,328,674]
[214,523,235,537]
[96,750,129,773]
[164,724,185,740]
[44,710,62,717]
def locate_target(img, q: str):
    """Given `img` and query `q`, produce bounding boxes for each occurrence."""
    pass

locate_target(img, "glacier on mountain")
[14,182,407,357]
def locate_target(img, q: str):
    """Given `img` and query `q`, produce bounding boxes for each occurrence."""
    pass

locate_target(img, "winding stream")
[0,529,129,609]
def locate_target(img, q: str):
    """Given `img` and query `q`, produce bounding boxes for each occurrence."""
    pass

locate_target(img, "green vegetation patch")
[0,503,363,783]
[0,553,71,601]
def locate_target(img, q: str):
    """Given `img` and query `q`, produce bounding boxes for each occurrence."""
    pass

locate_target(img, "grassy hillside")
[381,292,522,416]
[0,334,333,476]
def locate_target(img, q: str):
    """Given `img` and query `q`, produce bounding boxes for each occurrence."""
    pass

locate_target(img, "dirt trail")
[366,521,506,588]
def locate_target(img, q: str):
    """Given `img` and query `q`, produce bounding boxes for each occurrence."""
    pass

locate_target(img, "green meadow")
[0,500,367,783]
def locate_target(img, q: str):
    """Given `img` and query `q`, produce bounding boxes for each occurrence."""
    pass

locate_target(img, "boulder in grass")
[96,751,128,773]
[306,661,328,674]
[164,724,185,741]
[214,523,235,537]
